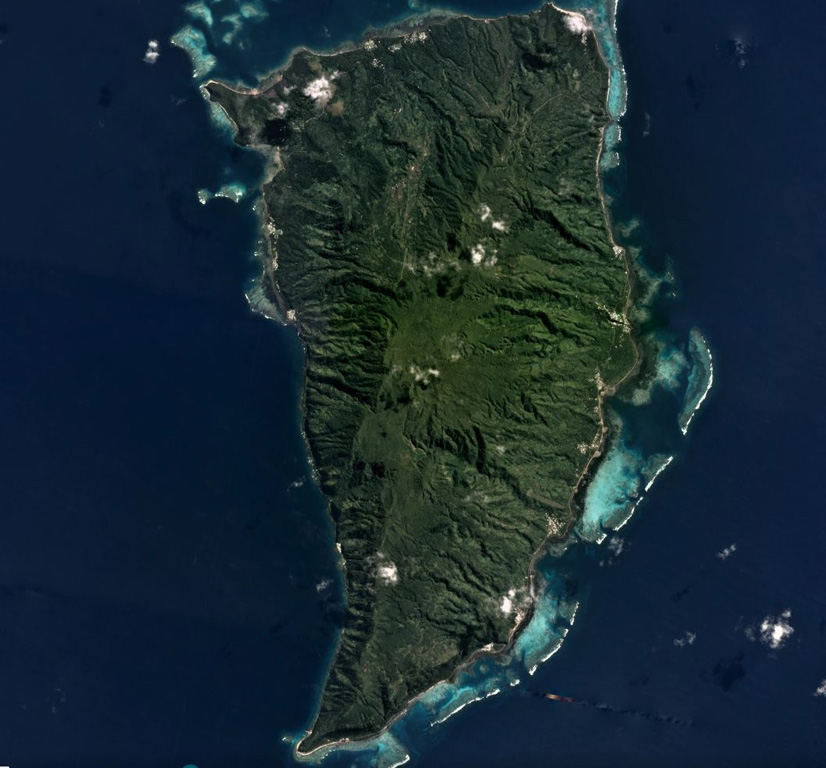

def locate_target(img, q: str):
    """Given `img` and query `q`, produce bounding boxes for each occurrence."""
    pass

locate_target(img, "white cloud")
[500,588,517,616]
[143,39,160,64]
[377,563,398,585]
[755,609,794,650]
[303,73,338,106]
[409,364,439,384]
[479,204,507,231]
[606,536,624,556]
[673,630,696,648]
[563,13,590,35]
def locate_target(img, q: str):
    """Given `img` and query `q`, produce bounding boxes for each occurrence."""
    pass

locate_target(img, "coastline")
[273,1,642,758]
[679,329,715,435]
[194,1,667,760]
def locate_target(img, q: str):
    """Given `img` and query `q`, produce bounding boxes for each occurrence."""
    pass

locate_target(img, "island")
[206,3,637,753]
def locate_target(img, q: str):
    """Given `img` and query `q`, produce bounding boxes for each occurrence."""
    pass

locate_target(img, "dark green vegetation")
[208,4,636,751]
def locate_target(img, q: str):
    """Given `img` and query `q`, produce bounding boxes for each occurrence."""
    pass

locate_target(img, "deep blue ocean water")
[2,0,826,766]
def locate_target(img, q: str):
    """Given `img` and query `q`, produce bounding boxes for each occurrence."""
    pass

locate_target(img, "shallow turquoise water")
[169,1,710,764]
[7,0,826,764]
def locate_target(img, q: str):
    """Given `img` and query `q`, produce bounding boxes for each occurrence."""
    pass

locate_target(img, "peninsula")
[206,3,636,752]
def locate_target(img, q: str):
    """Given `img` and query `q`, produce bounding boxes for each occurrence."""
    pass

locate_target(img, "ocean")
[1,0,825,766]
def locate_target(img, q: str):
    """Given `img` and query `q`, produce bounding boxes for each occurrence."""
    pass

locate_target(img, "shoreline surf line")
[289,0,642,757]
[183,2,647,760]
[680,329,715,435]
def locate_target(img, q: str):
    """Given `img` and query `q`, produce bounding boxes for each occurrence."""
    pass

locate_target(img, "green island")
[207,3,637,752]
